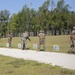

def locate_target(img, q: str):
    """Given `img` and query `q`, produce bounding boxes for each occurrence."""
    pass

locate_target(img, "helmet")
[39,30,44,33]
[73,26,75,30]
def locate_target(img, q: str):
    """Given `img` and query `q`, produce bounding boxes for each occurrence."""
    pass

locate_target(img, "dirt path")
[0,48,75,70]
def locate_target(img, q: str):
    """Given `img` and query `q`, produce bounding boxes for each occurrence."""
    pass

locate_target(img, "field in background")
[0,35,70,53]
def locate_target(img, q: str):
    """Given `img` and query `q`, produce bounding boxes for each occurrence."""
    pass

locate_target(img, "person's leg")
[22,40,25,50]
[9,40,11,47]
[68,44,74,53]
[38,42,41,51]
[43,39,46,51]
[24,40,27,49]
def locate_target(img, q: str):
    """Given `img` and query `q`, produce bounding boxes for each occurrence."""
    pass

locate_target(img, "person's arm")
[69,34,73,45]
[26,36,31,41]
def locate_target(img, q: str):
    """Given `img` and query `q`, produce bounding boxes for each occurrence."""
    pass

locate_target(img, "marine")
[38,30,46,51]
[8,32,13,47]
[68,26,75,53]
[21,31,31,50]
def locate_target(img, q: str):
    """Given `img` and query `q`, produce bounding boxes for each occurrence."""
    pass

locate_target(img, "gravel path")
[0,48,75,70]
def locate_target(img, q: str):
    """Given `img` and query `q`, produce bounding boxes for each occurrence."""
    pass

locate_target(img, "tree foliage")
[0,0,75,36]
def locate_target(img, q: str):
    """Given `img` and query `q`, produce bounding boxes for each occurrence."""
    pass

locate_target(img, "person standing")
[0,33,2,39]
[38,30,46,51]
[8,32,13,47]
[68,26,75,53]
[21,31,31,50]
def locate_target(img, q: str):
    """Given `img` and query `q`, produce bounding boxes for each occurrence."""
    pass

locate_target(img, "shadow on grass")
[39,49,45,51]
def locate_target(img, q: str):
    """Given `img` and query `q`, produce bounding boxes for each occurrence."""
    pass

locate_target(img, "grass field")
[0,55,75,75]
[0,35,75,75]
[0,35,70,53]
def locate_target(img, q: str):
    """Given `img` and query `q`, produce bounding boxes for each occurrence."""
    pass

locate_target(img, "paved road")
[0,48,75,70]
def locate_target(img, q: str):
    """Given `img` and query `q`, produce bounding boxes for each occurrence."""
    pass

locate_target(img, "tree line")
[0,0,75,37]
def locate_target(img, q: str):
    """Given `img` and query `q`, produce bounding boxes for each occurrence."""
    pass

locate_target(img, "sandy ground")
[0,48,75,70]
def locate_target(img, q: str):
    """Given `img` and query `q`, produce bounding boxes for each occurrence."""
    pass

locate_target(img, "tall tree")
[0,10,10,36]
[53,0,70,34]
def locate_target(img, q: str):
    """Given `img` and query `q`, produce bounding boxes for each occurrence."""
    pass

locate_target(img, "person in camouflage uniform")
[68,26,75,53]
[21,31,31,50]
[0,33,2,39]
[38,30,46,51]
[8,32,13,47]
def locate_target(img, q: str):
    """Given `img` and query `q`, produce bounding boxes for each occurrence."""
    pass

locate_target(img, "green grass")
[0,35,75,75]
[0,55,75,75]
[0,35,70,53]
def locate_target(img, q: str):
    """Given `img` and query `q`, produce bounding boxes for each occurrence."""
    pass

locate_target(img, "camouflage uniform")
[21,31,31,50]
[68,26,75,53]
[0,34,1,39]
[38,30,46,51]
[8,33,13,47]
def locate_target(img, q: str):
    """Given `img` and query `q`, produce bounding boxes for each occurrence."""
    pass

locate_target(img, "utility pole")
[50,0,55,12]
[26,0,32,31]
[30,0,32,10]
[30,0,32,18]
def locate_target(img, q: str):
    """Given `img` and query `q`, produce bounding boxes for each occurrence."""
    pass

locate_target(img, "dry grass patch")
[0,35,70,53]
